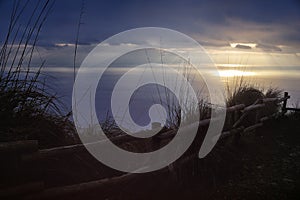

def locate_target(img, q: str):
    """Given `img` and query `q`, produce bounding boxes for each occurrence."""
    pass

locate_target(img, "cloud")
[1,0,299,69]
[235,44,252,49]
[256,43,282,52]
[55,43,76,47]
[229,43,257,49]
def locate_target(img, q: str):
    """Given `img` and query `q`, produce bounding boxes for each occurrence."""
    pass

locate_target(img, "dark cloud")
[235,44,252,49]
[0,0,299,63]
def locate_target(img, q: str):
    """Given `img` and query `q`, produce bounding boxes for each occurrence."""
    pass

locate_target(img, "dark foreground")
[118,115,300,200]
[56,115,300,200]
[211,114,300,199]
[1,114,300,200]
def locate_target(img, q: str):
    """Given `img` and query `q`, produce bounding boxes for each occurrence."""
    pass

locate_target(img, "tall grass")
[224,75,282,130]
[0,0,76,147]
[226,76,281,106]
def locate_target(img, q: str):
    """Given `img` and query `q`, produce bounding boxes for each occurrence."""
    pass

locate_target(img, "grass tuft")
[0,0,77,148]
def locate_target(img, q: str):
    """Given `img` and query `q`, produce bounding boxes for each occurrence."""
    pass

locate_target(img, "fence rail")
[35,95,291,159]
[0,91,299,199]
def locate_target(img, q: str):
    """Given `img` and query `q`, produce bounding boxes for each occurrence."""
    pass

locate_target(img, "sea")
[44,65,300,129]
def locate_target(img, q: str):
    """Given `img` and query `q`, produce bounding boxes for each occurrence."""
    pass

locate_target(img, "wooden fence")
[0,91,298,199]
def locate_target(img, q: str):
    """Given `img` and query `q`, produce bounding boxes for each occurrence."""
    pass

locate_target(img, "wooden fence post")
[282,92,289,114]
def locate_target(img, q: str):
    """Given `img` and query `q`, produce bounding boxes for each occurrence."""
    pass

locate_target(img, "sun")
[218,70,256,77]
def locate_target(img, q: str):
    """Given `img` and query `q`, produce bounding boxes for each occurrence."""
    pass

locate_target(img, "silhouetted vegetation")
[0,0,76,148]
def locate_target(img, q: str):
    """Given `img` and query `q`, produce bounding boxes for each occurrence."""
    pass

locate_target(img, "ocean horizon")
[42,64,300,129]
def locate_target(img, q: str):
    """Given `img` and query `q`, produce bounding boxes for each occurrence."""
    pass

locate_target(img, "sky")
[1,0,300,69]
[1,0,300,126]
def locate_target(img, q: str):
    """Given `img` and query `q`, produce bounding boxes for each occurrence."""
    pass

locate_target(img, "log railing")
[1,91,298,199]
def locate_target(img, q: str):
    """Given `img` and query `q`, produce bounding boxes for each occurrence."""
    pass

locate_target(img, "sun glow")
[218,70,256,77]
